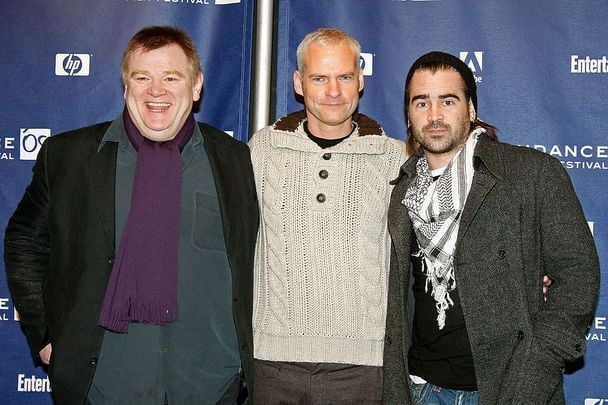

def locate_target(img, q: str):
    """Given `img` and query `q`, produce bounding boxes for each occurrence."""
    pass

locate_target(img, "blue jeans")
[411,382,479,405]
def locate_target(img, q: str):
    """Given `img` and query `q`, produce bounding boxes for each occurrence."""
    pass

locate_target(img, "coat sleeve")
[513,155,600,401]
[4,139,52,360]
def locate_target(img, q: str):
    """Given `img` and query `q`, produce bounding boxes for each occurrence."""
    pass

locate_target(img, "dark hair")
[404,52,497,155]
[121,25,202,84]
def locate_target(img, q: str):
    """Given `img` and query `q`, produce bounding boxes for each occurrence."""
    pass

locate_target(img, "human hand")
[543,275,553,302]
[39,343,52,365]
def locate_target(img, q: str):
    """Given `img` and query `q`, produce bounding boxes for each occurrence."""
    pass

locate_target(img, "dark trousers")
[253,359,383,404]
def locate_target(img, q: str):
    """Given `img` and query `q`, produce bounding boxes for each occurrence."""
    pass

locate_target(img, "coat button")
[88,357,98,366]
[322,153,331,160]
[385,335,392,345]
[316,193,326,203]
[574,343,582,352]
[497,250,506,259]
[517,330,525,340]
[107,256,115,264]
[319,169,329,179]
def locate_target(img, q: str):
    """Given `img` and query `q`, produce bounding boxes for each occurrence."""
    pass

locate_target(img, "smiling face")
[293,42,364,139]
[407,68,476,169]
[123,43,203,142]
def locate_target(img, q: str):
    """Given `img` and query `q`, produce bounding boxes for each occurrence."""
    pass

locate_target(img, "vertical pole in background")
[250,0,274,136]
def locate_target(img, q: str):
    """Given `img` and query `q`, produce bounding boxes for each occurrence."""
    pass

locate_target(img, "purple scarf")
[98,109,194,333]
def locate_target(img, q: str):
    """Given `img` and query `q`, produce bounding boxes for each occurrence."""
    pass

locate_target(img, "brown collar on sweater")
[273,110,384,137]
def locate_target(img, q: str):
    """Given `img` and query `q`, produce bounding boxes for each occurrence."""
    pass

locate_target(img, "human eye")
[339,74,354,82]
[133,75,149,82]
[310,76,326,83]
[165,76,181,83]
[414,101,428,109]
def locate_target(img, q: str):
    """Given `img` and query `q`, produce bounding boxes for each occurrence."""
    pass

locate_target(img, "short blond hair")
[296,27,361,72]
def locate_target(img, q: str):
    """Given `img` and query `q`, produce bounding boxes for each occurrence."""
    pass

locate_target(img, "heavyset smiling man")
[5,26,258,404]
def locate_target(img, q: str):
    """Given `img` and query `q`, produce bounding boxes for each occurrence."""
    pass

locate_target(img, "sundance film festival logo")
[459,51,483,83]
[55,53,90,76]
[522,143,608,170]
[360,53,374,76]
[20,128,50,160]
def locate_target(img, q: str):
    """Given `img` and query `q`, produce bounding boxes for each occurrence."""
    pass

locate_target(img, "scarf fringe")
[99,298,179,333]
[420,254,455,330]
[404,128,484,330]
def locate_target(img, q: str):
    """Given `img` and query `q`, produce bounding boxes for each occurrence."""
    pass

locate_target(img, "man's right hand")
[39,343,52,365]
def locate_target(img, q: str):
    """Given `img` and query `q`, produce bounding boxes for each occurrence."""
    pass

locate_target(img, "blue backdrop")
[1,0,606,403]
[0,1,253,403]
[275,1,607,403]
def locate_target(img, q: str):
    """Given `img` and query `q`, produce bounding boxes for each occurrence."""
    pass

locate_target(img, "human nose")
[326,79,341,98]
[427,103,443,123]
[147,78,166,97]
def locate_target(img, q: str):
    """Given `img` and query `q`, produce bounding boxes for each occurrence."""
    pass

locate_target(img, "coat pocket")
[192,192,227,252]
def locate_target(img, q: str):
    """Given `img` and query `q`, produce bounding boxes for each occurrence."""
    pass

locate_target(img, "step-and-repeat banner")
[275,1,607,403]
[1,0,606,403]
[0,1,252,404]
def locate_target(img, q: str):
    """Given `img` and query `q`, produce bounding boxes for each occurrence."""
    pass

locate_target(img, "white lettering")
[586,333,607,341]
[596,317,607,330]
[17,374,52,392]
[522,144,608,159]
[0,298,8,310]
[548,145,563,157]
[571,55,608,73]
[163,0,206,3]
[580,145,593,158]
[1,137,16,149]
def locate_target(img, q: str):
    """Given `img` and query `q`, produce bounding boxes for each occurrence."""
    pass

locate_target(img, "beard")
[411,116,471,155]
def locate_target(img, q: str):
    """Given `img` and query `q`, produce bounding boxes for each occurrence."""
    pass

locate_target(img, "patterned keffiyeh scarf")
[402,128,484,329]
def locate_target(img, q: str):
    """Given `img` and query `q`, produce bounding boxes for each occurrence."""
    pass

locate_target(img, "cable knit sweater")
[249,111,407,366]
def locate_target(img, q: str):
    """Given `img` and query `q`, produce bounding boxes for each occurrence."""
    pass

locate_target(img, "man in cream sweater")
[249,28,406,403]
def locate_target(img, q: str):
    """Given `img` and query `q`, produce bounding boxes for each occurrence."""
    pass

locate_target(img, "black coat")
[382,135,600,404]
[4,120,259,404]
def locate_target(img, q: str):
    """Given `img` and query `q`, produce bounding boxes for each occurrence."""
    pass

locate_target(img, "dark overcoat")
[5,120,259,404]
[382,134,600,404]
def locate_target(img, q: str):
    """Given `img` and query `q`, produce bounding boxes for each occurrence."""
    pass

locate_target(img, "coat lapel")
[200,125,232,247]
[388,159,417,273]
[457,135,502,241]
[87,129,117,251]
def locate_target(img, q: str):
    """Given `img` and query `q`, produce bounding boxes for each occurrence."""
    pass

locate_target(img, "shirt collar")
[98,112,202,154]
